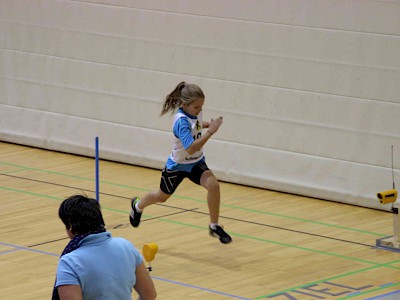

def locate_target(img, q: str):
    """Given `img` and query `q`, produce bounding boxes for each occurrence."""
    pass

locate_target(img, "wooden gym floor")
[1,141,400,300]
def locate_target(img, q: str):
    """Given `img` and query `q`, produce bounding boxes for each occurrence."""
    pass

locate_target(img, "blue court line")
[0,248,21,255]
[152,276,251,300]
[0,241,250,299]
[0,241,59,257]
[365,289,400,299]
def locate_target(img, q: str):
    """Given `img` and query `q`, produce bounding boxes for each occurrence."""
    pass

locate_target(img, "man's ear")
[67,223,74,233]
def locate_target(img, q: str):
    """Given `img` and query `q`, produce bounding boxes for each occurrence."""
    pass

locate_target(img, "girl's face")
[182,97,204,117]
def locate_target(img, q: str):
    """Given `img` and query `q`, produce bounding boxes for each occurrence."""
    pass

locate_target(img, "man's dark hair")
[59,194,105,234]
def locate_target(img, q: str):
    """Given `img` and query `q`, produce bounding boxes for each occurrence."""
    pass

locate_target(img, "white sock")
[209,223,218,230]
[135,201,143,213]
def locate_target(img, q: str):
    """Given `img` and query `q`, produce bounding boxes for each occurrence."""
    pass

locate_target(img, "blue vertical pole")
[95,137,100,202]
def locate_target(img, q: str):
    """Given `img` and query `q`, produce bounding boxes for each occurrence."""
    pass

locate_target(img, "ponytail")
[161,82,186,116]
[161,82,204,116]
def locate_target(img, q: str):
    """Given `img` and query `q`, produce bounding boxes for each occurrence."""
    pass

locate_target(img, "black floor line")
[3,173,374,248]
[141,207,199,223]
[109,208,199,229]
[27,209,200,248]
[28,237,69,248]
[190,210,375,248]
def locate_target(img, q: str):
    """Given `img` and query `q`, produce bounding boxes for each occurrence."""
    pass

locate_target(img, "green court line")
[0,185,136,215]
[0,161,107,183]
[217,203,386,237]
[0,185,63,201]
[166,194,386,237]
[338,282,400,300]
[2,184,394,268]
[256,254,400,298]
[256,265,400,299]
[0,161,152,191]
[3,184,400,300]
[160,219,398,268]
[256,265,382,299]
[0,161,388,237]
[1,167,27,175]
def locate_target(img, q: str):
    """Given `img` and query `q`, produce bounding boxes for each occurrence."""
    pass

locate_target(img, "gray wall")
[1,0,399,210]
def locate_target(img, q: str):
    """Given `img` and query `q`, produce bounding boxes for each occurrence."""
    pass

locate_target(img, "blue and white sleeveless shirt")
[165,108,205,172]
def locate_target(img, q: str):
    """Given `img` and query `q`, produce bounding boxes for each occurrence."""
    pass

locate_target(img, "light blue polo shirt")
[56,232,143,299]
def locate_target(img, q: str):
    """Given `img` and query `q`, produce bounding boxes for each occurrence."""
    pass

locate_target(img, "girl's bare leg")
[200,170,220,224]
[130,189,170,227]
[137,188,170,210]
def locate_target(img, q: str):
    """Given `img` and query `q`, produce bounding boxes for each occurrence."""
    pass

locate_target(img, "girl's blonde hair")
[161,82,205,116]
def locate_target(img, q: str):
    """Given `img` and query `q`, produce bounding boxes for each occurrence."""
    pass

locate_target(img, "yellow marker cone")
[143,242,158,262]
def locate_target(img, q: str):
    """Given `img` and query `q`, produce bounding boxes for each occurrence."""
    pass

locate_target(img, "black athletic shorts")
[160,161,210,195]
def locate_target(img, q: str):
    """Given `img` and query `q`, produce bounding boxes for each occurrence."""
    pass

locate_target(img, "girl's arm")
[186,117,223,155]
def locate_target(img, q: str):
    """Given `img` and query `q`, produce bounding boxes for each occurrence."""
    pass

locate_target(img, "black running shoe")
[209,225,232,244]
[129,197,142,227]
